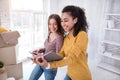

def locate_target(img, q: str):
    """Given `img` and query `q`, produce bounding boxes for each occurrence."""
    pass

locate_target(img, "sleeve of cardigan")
[50,31,88,68]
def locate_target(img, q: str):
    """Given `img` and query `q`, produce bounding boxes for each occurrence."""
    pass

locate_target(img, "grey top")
[44,34,64,54]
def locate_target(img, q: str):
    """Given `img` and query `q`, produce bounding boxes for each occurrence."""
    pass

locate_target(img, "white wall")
[49,0,84,15]
[83,0,106,61]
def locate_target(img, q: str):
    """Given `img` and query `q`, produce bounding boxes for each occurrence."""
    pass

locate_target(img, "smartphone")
[29,51,37,55]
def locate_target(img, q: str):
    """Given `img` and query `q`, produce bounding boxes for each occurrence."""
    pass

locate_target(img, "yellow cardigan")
[50,31,92,80]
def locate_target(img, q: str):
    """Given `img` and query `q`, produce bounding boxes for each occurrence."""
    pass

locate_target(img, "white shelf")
[105,28,120,31]
[98,62,120,75]
[106,13,120,16]
[102,40,120,46]
[99,0,120,75]
[101,52,120,61]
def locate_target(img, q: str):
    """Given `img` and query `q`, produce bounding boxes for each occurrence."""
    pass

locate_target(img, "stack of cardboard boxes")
[0,31,23,80]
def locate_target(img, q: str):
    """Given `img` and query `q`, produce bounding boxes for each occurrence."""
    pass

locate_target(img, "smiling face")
[48,18,58,33]
[61,12,77,33]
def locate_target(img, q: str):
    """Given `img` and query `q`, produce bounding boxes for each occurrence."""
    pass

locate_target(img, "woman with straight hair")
[29,14,64,80]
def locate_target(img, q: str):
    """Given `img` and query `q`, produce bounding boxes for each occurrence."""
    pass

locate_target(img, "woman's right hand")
[35,55,49,67]
[32,52,44,63]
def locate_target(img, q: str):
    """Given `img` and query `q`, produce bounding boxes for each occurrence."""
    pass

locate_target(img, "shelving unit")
[98,0,120,75]
[102,40,120,46]
[98,63,120,74]
[105,28,120,31]
[106,13,120,16]
[101,52,120,61]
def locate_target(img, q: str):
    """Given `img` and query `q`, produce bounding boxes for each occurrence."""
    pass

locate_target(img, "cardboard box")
[0,46,20,65]
[5,62,23,80]
[0,31,20,48]
[0,70,7,80]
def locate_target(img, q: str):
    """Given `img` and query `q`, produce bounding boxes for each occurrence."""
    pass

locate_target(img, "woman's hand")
[35,56,49,67]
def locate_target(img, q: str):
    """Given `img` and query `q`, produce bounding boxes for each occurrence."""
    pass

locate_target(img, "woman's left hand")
[35,56,49,67]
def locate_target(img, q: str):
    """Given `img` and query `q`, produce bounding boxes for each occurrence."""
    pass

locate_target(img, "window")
[10,0,47,60]
[11,0,43,11]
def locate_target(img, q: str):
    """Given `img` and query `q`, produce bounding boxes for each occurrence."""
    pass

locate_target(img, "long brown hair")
[48,14,64,35]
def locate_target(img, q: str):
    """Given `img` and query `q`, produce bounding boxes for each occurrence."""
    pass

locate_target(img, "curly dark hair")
[48,14,64,35]
[62,5,88,37]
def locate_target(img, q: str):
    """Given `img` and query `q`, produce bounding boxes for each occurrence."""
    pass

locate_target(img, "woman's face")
[48,18,58,33]
[61,12,77,32]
